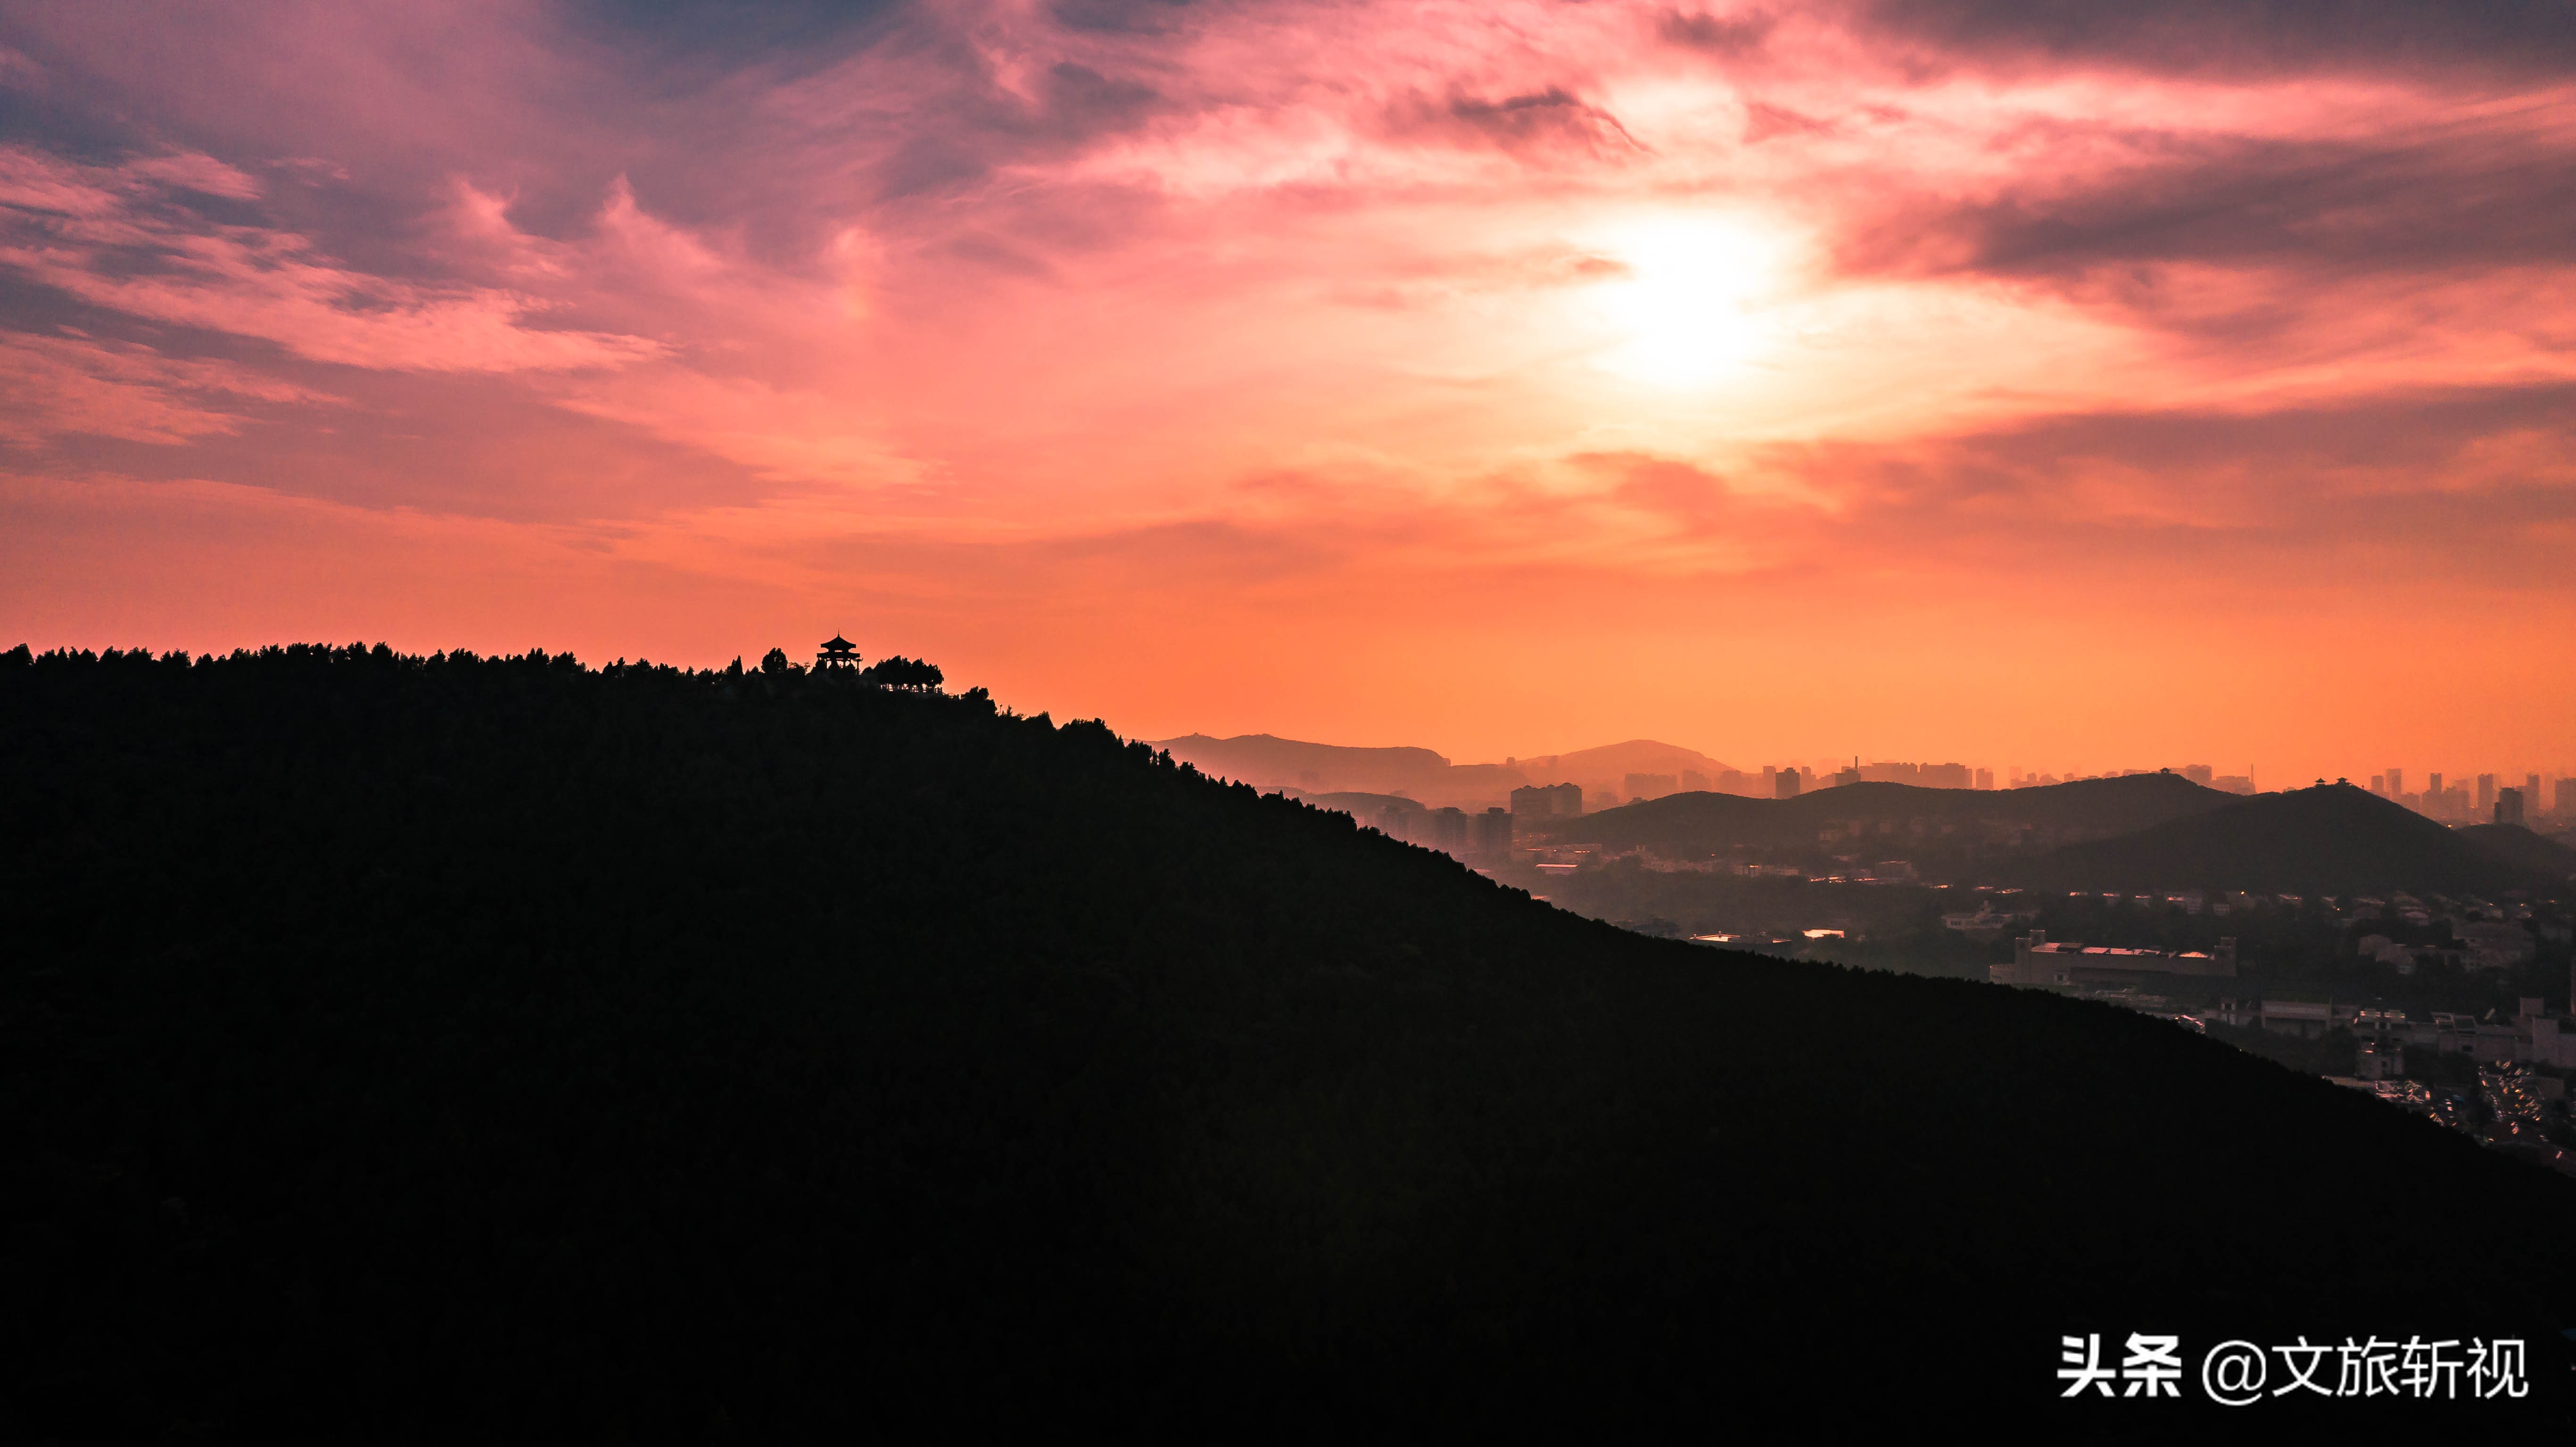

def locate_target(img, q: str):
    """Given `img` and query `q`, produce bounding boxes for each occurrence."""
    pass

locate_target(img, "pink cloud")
[0,331,333,445]
[0,148,663,373]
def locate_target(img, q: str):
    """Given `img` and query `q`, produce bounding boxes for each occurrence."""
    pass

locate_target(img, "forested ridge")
[5,644,2573,1438]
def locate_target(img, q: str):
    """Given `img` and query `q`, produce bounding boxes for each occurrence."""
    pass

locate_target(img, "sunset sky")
[4,1,2572,782]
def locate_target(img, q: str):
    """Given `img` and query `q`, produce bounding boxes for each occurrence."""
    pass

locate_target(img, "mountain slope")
[6,647,2573,1434]
[2463,822,2576,881]
[2036,783,2559,895]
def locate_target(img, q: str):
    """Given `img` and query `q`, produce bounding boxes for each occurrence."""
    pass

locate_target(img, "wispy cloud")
[0,148,664,373]
[0,330,334,445]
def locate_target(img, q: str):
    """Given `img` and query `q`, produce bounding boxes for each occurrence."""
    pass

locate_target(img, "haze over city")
[4,2,2572,784]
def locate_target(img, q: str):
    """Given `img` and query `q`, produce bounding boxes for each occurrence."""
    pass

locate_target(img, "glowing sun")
[1590,216,1794,387]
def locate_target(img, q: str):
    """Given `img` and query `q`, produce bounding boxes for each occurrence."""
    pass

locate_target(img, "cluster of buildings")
[1593,759,2291,806]
[2240,998,2576,1073]
[1602,761,1999,805]
[2354,920,2536,974]
[2367,768,2575,825]
[1373,801,1514,859]
[2002,764,2256,793]
[1986,919,2576,1074]
[1989,931,2240,987]
[1836,759,1979,789]
[2329,1056,2575,1177]
[1612,766,1820,802]
[1509,782,1583,819]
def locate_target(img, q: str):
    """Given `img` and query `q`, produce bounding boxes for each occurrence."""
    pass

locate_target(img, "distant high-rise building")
[2370,774,2386,796]
[2183,764,2214,786]
[2559,778,2576,815]
[2386,767,2403,799]
[1775,768,1802,799]
[1427,806,1469,852]
[2477,774,2498,815]
[1681,770,1709,792]
[1510,782,1583,819]
[1474,807,1514,857]
[2427,772,2443,803]
[2526,773,2542,806]
[1624,772,1678,801]
[2496,788,2525,826]
[1974,767,1993,791]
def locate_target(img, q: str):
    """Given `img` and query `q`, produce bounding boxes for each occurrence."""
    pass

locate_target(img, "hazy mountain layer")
[1559,773,2232,857]
[1150,731,1525,804]
[1503,738,1736,787]
[1150,732,1741,807]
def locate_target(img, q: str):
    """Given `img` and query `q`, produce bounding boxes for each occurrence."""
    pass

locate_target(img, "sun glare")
[1589,216,1794,388]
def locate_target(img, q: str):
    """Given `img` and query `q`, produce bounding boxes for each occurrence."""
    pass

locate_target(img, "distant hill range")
[2031,784,2576,896]
[1279,789,1432,826]
[1564,773,2231,854]
[1152,732,1734,810]
[1151,733,1523,805]
[1504,739,1735,793]
[1561,774,2575,897]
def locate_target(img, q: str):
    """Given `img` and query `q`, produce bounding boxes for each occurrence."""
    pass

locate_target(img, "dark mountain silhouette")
[6,646,2573,1436]
[2462,823,2576,881]
[2034,783,2562,896]
[1561,773,2232,855]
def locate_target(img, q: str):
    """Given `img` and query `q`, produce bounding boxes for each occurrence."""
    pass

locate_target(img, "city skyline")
[1146,722,2576,830]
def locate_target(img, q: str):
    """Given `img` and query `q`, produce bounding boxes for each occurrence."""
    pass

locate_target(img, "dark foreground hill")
[2035,783,2568,896]
[6,647,2575,1437]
